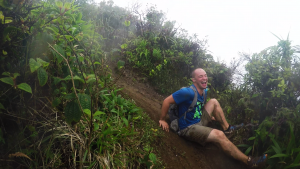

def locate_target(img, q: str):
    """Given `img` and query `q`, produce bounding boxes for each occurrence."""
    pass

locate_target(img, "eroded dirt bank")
[112,68,246,169]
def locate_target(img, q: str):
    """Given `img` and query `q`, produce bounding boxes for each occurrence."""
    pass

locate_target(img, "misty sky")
[98,0,300,64]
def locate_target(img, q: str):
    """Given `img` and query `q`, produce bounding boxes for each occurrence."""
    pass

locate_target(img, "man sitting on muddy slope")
[159,68,267,168]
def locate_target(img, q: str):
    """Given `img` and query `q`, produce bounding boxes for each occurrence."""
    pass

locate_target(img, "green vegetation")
[0,0,162,168]
[0,0,300,168]
[235,37,300,169]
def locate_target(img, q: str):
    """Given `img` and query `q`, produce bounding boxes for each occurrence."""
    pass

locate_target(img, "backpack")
[168,86,206,133]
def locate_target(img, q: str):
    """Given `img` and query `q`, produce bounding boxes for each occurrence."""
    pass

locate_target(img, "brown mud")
[111,66,246,169]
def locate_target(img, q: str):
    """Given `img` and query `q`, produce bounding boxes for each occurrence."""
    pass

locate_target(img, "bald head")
[191,68,208,90]
[191,68,205,78]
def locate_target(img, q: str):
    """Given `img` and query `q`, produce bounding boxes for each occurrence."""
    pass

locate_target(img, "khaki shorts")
[178,108,213,146]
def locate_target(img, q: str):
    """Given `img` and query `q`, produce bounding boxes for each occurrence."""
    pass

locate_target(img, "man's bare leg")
[204,98,229,131]
[207,129,248,164]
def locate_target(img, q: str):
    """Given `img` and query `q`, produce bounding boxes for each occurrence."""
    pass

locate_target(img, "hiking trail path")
[111,65,246,169]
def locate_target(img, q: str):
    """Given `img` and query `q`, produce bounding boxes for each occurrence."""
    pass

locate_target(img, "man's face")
[192,69,208,89]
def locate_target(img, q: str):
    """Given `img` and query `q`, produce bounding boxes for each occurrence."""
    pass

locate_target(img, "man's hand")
[159,120,169,132]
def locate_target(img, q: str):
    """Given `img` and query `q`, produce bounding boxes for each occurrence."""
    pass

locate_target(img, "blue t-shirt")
[172,84,207,130]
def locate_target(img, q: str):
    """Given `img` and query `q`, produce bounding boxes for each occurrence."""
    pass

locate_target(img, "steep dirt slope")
[112,67,246,169]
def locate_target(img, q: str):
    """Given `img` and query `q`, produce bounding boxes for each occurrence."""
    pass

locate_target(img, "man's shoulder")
[177,86,195,94]
[172,86,194,104]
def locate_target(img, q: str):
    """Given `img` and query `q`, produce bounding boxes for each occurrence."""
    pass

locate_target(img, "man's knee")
[208,98,219,106]
[205,99,220,113]
[207,129,226,143]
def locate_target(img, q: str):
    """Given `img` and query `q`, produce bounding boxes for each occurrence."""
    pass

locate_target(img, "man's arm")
[159,95,176,132]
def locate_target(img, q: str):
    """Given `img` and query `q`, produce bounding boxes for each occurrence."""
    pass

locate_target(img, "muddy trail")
[111,66,246,169]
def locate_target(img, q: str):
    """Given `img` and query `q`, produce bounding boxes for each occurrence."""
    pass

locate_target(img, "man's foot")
[247,154,268,168]
[224,123,244,135]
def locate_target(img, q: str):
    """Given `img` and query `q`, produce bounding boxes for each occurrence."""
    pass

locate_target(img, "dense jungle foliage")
[0,0,300,168]
[0,0,162,168]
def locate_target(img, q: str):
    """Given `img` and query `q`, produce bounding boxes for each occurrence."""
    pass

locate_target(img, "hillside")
[111,65,246,169]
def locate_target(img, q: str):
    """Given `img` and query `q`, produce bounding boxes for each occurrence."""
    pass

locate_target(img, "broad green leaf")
[248,137,256,141]
[0,77,14,86]
[51,45,64,63]
[55,1,63,8]
[64,13,75,22]
[82,73,87,79]
[78,94,91,110]
[52,98,61,107]
[64,75,84,83]
[117,60,125,69]
[87,74,95,78]
[3,26,19,39]
[17,83,32,94]
[74,75,84,83]
[63,35,74,41]
[124,20,130,27]
[2,72,10,76]
[13,73,20,78]
[64,2,71,10]
[93,122,99,131]
[54,89,60,95]
[37,58,49,68]
[64,93,75,100]
[2,50,7,55]
[0,103,4,110]
[94,111,105,116]
[29,58,42,73]
[78,56,84,62]
[64,75,72,81]
[64,101,82,124]
[94,62,101,65]
[121,44,127,49]
[45,27,59,35]
[76,12,82,21]
[53,77,62,85]
[86,78,96,84]
[149,153,156,163]
[75,34,83,41]
[37,67,48,86]
[83,109,91,116]
[252,94,258,98]
[3,17,12,24]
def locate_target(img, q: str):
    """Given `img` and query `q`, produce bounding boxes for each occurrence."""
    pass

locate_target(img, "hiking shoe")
[224,123,244,135]
[247,154,268,168]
